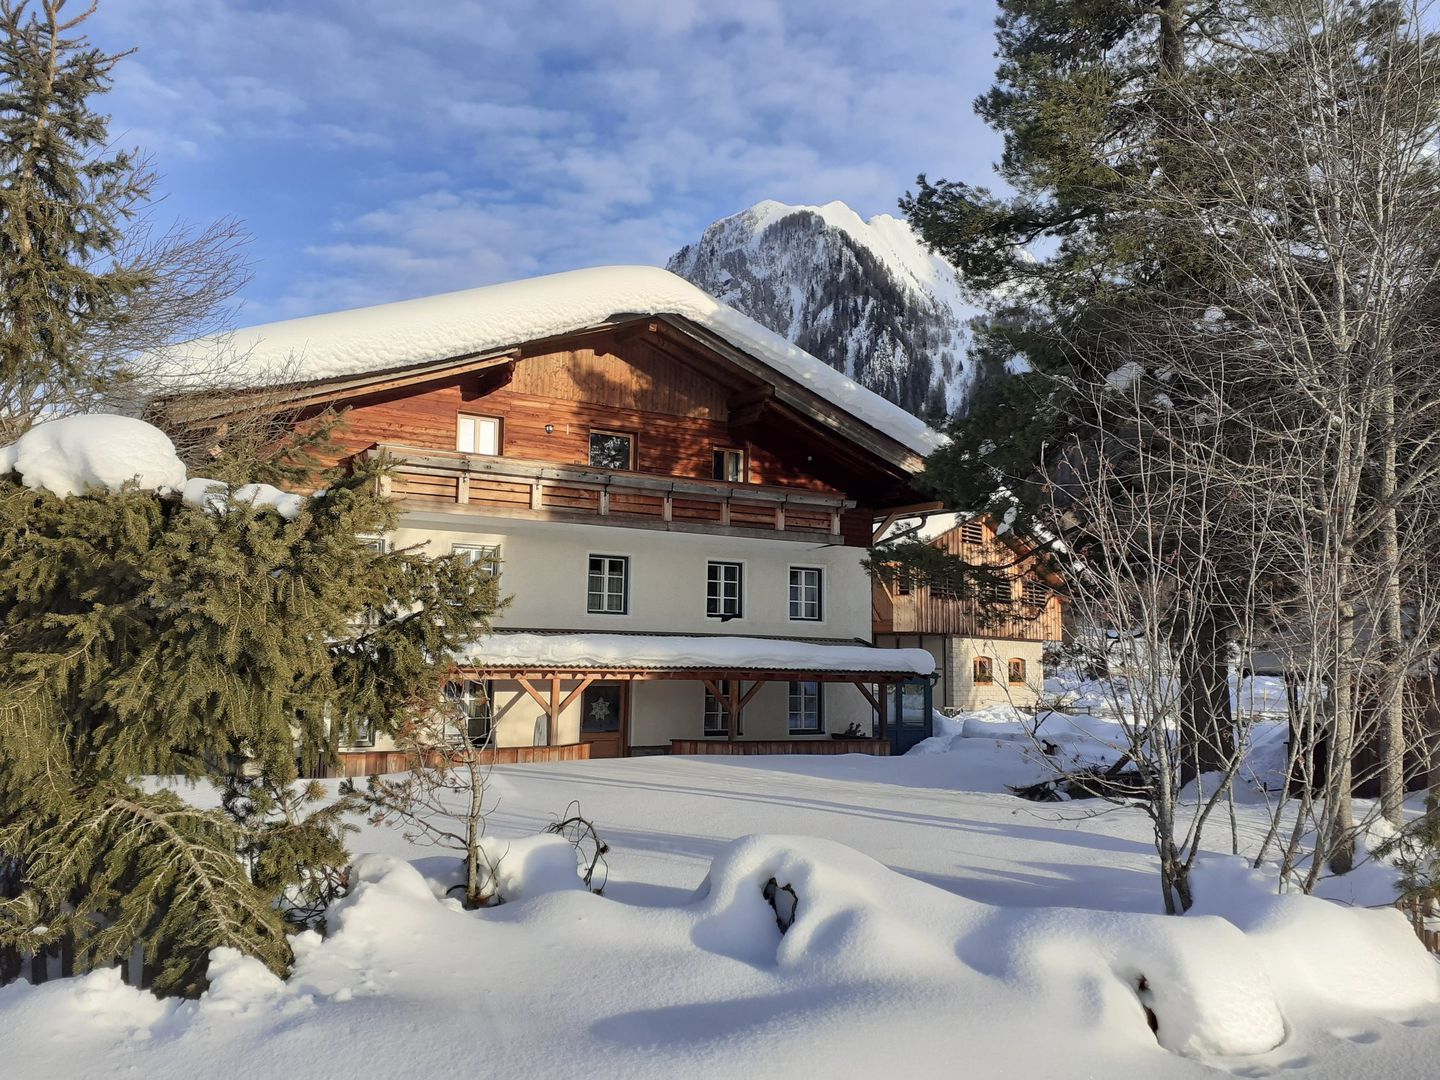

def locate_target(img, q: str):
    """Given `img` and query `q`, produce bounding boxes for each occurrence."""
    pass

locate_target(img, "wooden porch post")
[549,675,561,744]
[876,680,889,743]
[727,679,740,742]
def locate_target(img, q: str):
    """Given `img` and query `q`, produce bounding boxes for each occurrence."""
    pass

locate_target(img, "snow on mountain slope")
[668,200,985,418]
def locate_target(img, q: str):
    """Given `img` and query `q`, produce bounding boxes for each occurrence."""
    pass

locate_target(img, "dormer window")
[588,430,634,470]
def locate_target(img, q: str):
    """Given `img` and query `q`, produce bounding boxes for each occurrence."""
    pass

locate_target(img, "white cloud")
[90,0,1001,318]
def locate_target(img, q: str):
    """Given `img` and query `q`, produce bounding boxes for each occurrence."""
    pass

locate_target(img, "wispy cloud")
[90,0,1001,322]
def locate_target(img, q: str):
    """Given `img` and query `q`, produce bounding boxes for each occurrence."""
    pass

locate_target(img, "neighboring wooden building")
[873,515,1066,713]
[164,267,942,772]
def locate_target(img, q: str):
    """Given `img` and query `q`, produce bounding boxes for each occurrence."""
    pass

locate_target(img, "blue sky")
[89,1,1003,325]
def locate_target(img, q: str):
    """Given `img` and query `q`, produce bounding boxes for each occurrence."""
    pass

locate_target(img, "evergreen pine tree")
[0,0,245,441]
[0,447,503,994]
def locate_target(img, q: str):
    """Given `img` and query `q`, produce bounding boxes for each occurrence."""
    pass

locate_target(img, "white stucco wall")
[345,511,879,753]
[390,511,872,640]
[875,634,1044,713]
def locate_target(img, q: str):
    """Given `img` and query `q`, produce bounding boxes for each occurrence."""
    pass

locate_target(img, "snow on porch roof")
[179,265,944,459]
[458,632,935,676]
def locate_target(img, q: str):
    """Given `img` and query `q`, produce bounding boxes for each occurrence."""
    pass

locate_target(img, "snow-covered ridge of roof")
[184,266,944,459]
[460,632,935,675]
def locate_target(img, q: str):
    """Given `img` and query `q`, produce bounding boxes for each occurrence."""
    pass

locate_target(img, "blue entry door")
[889,679,934,754]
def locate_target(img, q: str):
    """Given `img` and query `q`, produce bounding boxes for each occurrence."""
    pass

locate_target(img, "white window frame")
[453,543,501,577]
[357,535,388,555]
[445,679,494,746]
[712,447,746,483]
[706,561,743,619]
[457,414,502,456]
[703,680,737,736]
[787,680,823,733]
[788,566,823,621]
[587,554,629,615]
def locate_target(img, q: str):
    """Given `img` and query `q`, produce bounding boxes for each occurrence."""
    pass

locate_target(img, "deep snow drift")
[3,752,1438,1079]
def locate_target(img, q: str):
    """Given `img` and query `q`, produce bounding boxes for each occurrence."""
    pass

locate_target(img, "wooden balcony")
[367,444,856,542]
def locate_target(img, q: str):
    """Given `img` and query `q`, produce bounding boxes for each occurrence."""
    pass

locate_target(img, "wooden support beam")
[514,676,551,714]
[876,682,889,742]
[728,679,740,742]
[554,675,597,718]
[854,681,882,714]
[738,680,766,711]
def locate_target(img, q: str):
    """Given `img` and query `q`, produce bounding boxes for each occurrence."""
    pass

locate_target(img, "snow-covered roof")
[182,265,943,459]
[460,632,935,676]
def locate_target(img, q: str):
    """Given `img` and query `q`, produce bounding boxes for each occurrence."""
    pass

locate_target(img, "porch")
[453,632,936,756]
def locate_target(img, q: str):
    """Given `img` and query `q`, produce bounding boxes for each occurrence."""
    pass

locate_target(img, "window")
[1023,580,1050,607]
[960,520,986,545]
[788,567,823,621]
[703,680,739,736]
[457,415,501,456]
[587,555,629,614]
[1008,658,1027,685]
[588,430,634,470]
[453,543,501,577]
[327,705,375,749]
[981,577,1013,605]
[358,536,387,555]
[712,448,745,483]
[445,679,494,746]
[706,561,743,619]
[973,657,994,685]
[787,680,823,733]
[896,571,913,597]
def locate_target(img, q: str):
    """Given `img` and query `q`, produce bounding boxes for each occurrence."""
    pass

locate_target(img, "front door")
[889,678,934,755]
[580,682,626,758]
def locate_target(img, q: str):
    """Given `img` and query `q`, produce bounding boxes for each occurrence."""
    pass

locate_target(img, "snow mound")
[1190,857,1440,1014]
[181,477,304,520]
[172,265,943,458]
[0,414,186,497]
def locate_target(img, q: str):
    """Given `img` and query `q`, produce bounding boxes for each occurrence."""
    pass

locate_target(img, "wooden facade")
[316,742,592,778]
[671,738,891,756]
[873,517,1066,641]
[253,319,932,541]
[164,304,941,766]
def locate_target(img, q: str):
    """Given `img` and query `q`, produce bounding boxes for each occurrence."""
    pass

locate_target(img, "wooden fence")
[1396,897,1440,955]
[671,738,890,756]
[318,742,592,778]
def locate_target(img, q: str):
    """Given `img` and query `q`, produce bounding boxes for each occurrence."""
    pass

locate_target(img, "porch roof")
[456,632,934,679]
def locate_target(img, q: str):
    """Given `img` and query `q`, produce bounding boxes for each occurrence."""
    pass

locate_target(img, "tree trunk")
[1176,611,1235,785]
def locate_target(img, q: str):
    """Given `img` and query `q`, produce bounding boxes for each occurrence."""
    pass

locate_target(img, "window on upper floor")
[789,567,823,621]
[973,656,994,685]
[981,577,1013,605]
[457,414,502,456]
[706,561,743,619]
[1023,580,1050,607]
[588,430,634,470]
[712,447,745,483]
[453,543,501,577]
[587,554,629,615]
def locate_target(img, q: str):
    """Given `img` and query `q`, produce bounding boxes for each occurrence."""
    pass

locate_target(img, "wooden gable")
[256,319,927,512]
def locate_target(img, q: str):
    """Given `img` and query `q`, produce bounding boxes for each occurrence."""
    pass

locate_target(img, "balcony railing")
[367,444,854,541]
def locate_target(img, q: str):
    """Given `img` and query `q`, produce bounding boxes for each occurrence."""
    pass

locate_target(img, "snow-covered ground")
[4,712,1439,1079]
